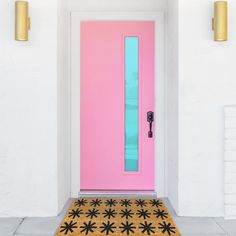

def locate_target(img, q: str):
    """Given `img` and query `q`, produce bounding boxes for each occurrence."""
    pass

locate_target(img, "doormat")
[55,198,181,236]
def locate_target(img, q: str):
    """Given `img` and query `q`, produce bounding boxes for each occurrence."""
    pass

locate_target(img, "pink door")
[80,22,154,191]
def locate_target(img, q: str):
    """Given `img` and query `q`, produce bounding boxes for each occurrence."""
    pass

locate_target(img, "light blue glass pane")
[125,37,139,172]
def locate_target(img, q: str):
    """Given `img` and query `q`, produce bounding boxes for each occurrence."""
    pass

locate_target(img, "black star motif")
[100,221,116,235]
[153,209,168,220]
[158,221,176,235]
[139,221,156,235]
[68,208,83,219]
[105,199,118,207]
[103,208,117,219]
[120,209,134,219]
[60,221,77,235]
[150,199,163,207]
[120,199,132,207]
[119,221,136,235]
[86,208,100,219]
[90,198,102,207]
[80,221,97,235]
[135,199,147,207]
[136,209,151,219]
[74,198,87,207]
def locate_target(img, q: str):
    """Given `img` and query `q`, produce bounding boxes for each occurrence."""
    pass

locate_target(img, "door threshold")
[79,191,157,199]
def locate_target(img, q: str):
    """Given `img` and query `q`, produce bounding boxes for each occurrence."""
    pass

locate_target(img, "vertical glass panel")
[125,37,139,172]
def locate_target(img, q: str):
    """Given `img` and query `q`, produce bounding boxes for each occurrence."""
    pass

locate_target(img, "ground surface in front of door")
[55,198,181,236]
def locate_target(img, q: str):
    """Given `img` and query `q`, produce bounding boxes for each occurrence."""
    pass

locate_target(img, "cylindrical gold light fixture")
[15,1,30,41]
[213,1,228,41]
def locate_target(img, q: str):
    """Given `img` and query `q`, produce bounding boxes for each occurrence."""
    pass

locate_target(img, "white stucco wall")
[177,0,236,217]
[68,0,166,12]
[57,0,70,214]
[0,0,64,217]
[166,0,179,214]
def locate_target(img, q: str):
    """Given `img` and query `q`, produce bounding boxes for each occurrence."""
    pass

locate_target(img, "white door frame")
[70,11,166,197]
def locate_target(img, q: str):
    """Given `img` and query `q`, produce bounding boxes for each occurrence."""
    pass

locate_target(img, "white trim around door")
[70,11,165,197]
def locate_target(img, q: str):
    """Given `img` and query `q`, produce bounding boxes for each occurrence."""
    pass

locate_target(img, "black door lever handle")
[147,111,154,138]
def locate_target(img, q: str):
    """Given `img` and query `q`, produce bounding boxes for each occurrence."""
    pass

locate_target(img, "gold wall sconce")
[15,1,30,41]
[212,1,228,41]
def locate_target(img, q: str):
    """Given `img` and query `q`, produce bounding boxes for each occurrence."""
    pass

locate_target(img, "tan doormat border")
[55,198,181,236]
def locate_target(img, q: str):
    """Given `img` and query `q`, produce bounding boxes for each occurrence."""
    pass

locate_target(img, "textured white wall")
[68,0,166,12]
[178,0,236,216]
[57,0,70,214]
[0,0,59,217]
[166,0,179,214]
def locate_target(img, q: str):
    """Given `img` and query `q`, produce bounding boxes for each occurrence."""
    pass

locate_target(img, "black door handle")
[147,111,154,138]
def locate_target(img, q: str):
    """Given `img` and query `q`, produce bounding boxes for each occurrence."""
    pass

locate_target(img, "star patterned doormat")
[55,198,181,236]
